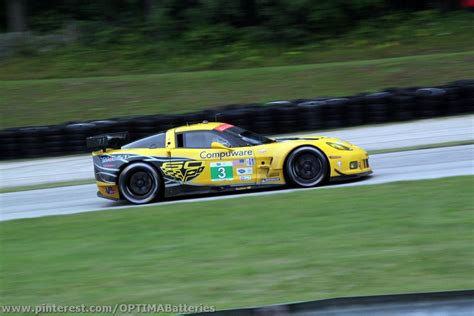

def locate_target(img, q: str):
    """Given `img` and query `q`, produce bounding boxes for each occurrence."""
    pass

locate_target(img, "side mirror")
[211,142,232,150]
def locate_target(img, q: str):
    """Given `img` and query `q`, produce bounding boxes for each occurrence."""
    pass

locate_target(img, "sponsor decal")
[240,175,252,181]
[100,157,115,163]
[161,161,205,183]
[233,159,245,166]
[214,123,234,132]
[99,154,132,163]
[261,177,280,183]
[100,156,113,163]
[210,161,233,181]
[200,150,253,160]
[246,158,255,166]
[236,167,253,175]
[105,187,116,195]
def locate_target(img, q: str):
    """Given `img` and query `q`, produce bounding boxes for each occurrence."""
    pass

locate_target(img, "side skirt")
[164,183,282,198]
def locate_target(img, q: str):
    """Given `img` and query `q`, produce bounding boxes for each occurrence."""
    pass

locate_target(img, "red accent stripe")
[214,123,234,132]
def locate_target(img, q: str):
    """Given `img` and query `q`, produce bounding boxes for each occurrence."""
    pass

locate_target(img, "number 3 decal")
[210,162,233,181]
[217,167,226,179]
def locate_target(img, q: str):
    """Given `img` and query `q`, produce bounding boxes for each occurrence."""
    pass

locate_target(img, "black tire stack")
[1,79,472,160]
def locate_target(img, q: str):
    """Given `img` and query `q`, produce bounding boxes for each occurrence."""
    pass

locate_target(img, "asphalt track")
[1,145,472,222]
[1,115,472,188]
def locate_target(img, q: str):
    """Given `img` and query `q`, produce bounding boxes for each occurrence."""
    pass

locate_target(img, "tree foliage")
[0,0,466,45]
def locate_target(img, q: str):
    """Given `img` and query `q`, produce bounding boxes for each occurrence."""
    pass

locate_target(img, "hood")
[273,136,359,151]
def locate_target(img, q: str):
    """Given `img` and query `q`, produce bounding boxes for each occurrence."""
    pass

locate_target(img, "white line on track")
[1,145,473,222]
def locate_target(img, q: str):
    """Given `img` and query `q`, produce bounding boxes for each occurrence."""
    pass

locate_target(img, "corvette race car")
[88,122,372,204]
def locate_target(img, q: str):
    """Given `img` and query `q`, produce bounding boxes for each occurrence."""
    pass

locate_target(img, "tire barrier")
[1,79,473,160]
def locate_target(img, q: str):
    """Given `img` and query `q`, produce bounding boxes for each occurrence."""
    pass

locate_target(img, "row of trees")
[1,0,468,43]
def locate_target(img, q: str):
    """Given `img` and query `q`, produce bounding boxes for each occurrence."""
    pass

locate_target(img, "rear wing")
[86,132,129,151]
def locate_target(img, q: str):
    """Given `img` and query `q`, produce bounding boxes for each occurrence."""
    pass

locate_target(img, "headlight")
[326,142,353,151]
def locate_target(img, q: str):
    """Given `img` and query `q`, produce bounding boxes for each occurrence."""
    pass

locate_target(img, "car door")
[170,130,257,187]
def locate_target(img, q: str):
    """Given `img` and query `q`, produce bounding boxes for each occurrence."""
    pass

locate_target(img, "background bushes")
[1,1,470,47]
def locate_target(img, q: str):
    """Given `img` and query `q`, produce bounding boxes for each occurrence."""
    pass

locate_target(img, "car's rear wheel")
[285,146,328,187]
[119,162,161,204]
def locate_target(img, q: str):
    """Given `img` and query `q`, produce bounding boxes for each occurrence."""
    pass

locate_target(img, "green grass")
[1,10,473,81]
[1,10,472,129]
[1,176,473,314]
[1,51,473,128]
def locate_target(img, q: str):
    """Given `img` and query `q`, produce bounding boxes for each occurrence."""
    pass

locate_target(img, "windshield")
[239,130,274,145]
[224,126,274,146]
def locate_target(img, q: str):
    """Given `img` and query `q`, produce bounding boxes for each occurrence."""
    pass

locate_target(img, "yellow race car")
[87,122,372,204]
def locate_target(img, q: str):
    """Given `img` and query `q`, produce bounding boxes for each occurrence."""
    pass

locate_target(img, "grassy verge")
[1,11,473,81]
[368,140,474,155]
[1,176,473,314]
[0,179,94,194]
[1,51,473,128]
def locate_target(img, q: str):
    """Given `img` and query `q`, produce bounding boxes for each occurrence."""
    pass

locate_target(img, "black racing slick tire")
[285,146,328,187]
[119,162,161,204]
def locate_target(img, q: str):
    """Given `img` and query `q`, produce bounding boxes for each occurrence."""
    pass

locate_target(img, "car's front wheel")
[285,146,328,187]
[119,162,161,204]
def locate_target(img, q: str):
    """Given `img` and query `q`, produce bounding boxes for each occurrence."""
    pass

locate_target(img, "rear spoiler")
[86,132,129,151]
